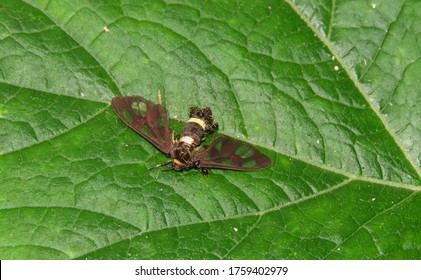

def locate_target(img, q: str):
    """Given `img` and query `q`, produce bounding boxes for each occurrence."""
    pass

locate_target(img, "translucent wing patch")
[112,96,172,154]
[197,136,272,170]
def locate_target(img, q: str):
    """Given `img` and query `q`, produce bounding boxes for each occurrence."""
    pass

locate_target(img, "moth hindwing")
[112,96,272,173]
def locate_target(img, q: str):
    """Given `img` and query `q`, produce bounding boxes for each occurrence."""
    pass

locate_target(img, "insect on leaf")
[112,96,271,173]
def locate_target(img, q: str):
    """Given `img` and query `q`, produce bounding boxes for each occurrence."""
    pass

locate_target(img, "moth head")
[172,158,185,171]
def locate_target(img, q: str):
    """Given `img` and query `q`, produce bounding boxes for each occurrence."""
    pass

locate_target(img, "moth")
[112,96,272,174]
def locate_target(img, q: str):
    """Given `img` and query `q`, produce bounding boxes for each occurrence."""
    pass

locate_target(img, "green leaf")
[0,0,420,260]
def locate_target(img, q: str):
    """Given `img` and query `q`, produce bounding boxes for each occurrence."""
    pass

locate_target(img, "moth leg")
[208,122,219,132]
[200,168,209,175]
[148,159,172,170]
[193,160,200,169]
[193,160,209,175]
[189,107,199,116]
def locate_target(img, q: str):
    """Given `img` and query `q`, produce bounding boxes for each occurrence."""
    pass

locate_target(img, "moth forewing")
[196,136,272,171]
[111,96,173,154]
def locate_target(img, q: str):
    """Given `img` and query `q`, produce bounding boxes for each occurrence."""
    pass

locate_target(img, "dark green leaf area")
[77,215,260,260]
[0,84,106,155]
[0,207,140,259]
[226,183,420,260]
[77,183,421,260]
[0,0,119,102]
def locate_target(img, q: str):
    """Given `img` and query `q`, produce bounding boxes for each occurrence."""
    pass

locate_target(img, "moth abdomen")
[179,107,219,146]
[189,107,219,132]
[170,107,219,170]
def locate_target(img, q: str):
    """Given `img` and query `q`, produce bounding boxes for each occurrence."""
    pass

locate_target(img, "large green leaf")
[0,0,420,260]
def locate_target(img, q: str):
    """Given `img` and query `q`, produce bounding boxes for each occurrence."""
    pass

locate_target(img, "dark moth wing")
[112,96,172,154]
[197,136,272,170]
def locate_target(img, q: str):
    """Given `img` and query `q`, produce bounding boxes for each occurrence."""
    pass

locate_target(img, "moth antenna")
[157,89,162,105]
[148,160,172,170]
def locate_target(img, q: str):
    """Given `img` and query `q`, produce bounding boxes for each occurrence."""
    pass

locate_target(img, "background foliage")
[0,0,420,259]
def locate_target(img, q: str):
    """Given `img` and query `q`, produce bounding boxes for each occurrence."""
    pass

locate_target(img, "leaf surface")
[0,0,420,259]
